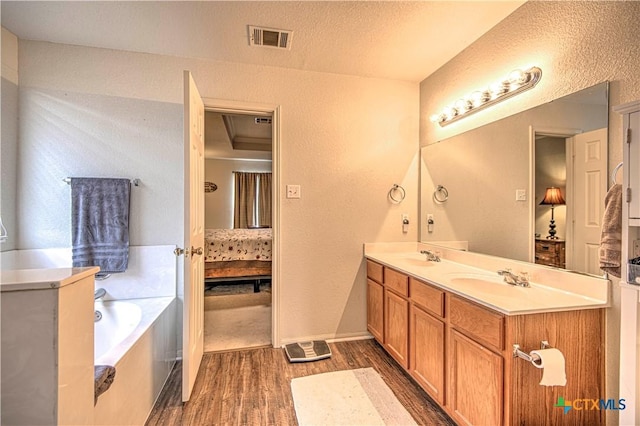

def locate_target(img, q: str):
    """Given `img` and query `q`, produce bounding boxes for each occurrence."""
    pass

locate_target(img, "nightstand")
[535,239,566,268]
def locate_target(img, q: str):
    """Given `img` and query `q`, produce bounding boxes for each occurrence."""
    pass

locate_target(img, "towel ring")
[433,185,449,203]
[388,184,406,204]
[611,162,623,186]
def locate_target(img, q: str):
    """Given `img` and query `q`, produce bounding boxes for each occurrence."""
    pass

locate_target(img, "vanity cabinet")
[449,330,503,426]
[383,267,410,369]
[366,261,605,426]
[366,261,384,343]
[409,277,445,404]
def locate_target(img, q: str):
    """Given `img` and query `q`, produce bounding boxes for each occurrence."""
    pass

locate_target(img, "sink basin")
[400,258,437,267]
[446,272,524,296]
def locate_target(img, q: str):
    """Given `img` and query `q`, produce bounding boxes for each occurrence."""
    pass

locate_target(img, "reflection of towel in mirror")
[71,178,130,273]
[94,365,116,405]
[599,184,622,278]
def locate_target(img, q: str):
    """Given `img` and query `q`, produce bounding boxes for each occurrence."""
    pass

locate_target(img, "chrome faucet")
[497,269,530,287]
[94,288,107,300]
[420,249,441,262]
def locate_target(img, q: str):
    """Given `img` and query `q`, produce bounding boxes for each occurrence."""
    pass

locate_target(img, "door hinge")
[627,187,632,203]
[627,127,632,144]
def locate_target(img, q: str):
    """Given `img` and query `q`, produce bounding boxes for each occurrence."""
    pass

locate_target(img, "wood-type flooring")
[146,339,455,426]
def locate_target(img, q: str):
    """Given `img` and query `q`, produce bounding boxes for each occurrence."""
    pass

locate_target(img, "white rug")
[291,368,417,426]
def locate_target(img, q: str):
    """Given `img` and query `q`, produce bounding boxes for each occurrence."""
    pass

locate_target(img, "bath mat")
[284,340,331,362]
[291,367,417,425]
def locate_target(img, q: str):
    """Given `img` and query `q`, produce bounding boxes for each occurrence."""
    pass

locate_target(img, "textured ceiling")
[1,1,525,83]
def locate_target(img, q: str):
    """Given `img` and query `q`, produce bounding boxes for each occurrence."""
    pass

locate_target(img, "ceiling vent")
[254,117,272,125]
[249,25,293,50]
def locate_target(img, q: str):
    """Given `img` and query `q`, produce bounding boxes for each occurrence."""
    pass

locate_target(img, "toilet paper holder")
[513,340,551,366]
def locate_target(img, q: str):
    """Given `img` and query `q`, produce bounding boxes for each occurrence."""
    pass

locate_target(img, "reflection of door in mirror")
[533,128,607,274]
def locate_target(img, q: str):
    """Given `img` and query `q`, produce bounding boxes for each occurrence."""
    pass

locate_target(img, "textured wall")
[17,40,419,343]
[419,2,640,421]
[204,159,272,229]
[1,28,19,251]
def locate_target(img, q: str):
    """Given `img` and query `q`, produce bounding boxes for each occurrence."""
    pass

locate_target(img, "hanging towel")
[599,184,622,278]
[94,365,116,405]
[71,178,130,273]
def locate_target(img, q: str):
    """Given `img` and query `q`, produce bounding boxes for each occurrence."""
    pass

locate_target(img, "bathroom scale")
[284,340,332,362]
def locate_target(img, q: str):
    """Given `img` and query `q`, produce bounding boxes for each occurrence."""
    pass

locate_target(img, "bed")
[204,228,272,291]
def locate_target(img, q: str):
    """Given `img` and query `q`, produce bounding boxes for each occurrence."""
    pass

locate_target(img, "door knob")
[174,247,191,256]
[191,246,203,256]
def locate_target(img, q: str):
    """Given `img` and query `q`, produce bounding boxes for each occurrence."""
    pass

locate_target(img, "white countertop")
[0,267,100,292]
[365,248,609,315]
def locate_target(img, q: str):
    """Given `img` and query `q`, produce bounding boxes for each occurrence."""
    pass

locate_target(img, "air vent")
[254,117,272,125]
[249,25,293,50]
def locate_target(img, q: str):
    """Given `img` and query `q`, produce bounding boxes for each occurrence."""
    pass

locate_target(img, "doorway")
[201,99,280,352]
[530,127,608,275]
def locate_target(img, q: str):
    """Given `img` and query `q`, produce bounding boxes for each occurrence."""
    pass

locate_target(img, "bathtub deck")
[145,339,454,426]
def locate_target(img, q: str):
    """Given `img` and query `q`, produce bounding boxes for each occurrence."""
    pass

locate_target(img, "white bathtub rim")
[95,296,175,367]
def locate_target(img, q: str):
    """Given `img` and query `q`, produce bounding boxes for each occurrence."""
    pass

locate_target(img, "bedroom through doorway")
[202,107,274,353]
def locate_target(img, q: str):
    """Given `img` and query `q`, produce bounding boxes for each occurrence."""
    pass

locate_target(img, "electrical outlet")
[634,240,640,257]
[286,185,300,199]
[516,189,527,201]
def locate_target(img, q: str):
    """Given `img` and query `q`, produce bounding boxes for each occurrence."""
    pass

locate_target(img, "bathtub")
[93,297,176,425]
[1,245,178,425]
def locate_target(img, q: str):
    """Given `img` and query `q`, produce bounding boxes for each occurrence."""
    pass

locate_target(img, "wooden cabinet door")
[384,289,409,369]
[410,305,445,404]
[448,330,503,426]
[367,278,384,343]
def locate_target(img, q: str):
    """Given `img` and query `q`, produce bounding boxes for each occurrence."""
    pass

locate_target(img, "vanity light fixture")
[430,66,542,127]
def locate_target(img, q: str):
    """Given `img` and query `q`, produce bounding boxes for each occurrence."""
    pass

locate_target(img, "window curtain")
[257,173,272,228]
[234,172,258,229]
[233,172,272,228]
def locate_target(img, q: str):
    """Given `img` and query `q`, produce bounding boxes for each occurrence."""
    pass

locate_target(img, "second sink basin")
[446,272,524,296]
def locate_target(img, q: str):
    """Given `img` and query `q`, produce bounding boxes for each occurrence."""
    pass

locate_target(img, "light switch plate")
[286,184,301,199]
[516,189,527,201]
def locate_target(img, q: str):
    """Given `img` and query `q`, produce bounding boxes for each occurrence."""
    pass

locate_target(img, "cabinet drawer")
[384,268,409,297]
[366,260,384,283]
[410,277,444,318]
[536,241,558,254]
[449,296,504,351]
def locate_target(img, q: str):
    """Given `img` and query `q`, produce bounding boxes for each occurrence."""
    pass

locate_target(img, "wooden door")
[384,289,409,369]
[569,128,607,274]
[448,330,503,426]
[182,70,205,402]
[410,304,445,404]
[367,279,384,343]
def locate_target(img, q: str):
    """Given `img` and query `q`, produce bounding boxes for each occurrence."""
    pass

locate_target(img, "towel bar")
[63,177,140,186]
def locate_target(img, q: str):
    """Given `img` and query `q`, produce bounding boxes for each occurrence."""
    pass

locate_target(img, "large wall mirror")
[420,82,609,276]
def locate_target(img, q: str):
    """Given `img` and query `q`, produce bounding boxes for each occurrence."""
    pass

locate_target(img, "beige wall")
[15,40,419,343]
[1,27,18,251]
[204,159,272,230]
[419,1,640,420]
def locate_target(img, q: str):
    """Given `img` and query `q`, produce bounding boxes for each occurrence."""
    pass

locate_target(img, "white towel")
[599,184,622,277]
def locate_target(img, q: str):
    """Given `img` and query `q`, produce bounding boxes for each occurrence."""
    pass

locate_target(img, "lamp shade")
[539,187,565,206]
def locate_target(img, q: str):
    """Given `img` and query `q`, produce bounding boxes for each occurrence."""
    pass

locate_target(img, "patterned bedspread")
[204,228,272,262]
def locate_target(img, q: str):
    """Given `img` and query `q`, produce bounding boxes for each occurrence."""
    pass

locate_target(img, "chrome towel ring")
[433,185,449,203]
[388,184,406,204]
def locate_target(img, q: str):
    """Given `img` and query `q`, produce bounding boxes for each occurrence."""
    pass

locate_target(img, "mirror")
[420,82,609,275]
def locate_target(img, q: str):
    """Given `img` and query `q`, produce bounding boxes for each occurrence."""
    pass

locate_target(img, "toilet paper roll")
[529,348,567,387]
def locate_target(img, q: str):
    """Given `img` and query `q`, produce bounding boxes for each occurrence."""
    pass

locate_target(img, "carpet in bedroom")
[204,284,271,352]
